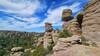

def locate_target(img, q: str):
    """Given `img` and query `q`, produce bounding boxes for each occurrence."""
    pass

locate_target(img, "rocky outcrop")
[53,35,81,51]
[10,47,25,56]
[52,30,59,44]
[43,23,54,49]
[63,20,82,35]
[43,32,53,49]
[82,0,100,46]
[51,0,100,55]
[51,35,100,56]
[52,44,100,56]
[62,9,82,35]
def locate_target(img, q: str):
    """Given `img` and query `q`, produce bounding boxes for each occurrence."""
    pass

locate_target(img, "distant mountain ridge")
[0,30,44,38]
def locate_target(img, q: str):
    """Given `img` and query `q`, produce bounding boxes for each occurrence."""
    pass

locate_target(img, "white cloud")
[0,1,82,32]
[0,0,42,16]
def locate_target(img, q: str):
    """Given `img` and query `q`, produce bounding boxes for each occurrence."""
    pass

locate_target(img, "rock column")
[43,22,53,49]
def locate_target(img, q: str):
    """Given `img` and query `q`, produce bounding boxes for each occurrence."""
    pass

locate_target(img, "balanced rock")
[62,9,74,21]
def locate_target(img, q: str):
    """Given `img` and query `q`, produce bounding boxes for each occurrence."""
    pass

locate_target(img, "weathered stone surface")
[43,22,54,49]
[62,19,82,35]
[11,47,24,52]
[82,0,100,45]
[52,30,59,44]
[52,45,100,56]
[53,35,81,51]
[51,35,100,56]
[10,47,25,56]
[10,52,25,56]
[43,32,53,49]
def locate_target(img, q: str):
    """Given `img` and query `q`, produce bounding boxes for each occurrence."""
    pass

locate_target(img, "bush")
[59,31,72,38]
[80,36,98,47]
[0,48,7,56]
[31,45,48,56]
[80,36,90,46]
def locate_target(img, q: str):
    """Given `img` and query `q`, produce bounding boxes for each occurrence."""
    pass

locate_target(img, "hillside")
[0,30,44,56]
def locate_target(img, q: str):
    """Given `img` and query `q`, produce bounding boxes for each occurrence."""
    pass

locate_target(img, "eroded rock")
[82,0,100,46]
[52,45,100,56]
[10,47,25,56]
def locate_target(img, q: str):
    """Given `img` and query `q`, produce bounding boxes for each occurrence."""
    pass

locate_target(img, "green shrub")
[80,36,90,46]
[80,36,98,47]
[0,48,7,56]
[31,45,48,56]
[59,31,72,38]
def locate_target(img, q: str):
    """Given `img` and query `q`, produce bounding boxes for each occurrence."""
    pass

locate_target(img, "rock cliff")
[82,0,100,46]
[51,0,100,56]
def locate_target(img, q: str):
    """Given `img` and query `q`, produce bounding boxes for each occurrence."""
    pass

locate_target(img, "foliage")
[80,36,98,47]
[0,31,43,56]
[58,30,72,38]
[76,12,83,28]
[31,44,54,56]
[80,36,90,46]
[0,48,7,56]
[31,45,48,56]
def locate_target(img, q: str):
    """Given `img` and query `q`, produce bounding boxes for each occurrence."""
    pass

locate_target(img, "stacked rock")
[43,22,54,49]
[62,9,82,35]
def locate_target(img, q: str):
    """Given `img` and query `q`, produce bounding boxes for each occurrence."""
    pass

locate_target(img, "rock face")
[52,44,100,56]
[10,47,25,56]
[43,32,53,49]
[82,0,100,46]
[53,35,81,51]
[51,35,100,56]
[52,30,59,44]
[51,1,100,55]
[63,20,82,35]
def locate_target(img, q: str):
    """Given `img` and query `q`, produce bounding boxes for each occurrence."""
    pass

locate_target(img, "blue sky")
[0,0,89,32]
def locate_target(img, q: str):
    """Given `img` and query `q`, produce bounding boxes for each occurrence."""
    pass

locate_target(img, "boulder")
[10,47,25,56]
[62,9,74,21]
[11,47,24,52]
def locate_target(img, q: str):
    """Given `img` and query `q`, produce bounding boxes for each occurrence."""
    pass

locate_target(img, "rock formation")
[10,47,25,56]
[52,44,100,56]
[82,0,100,46]
[52,30,59,44]
[62,9,81,35]
[43,22,54,49]
[51,0,100,55]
